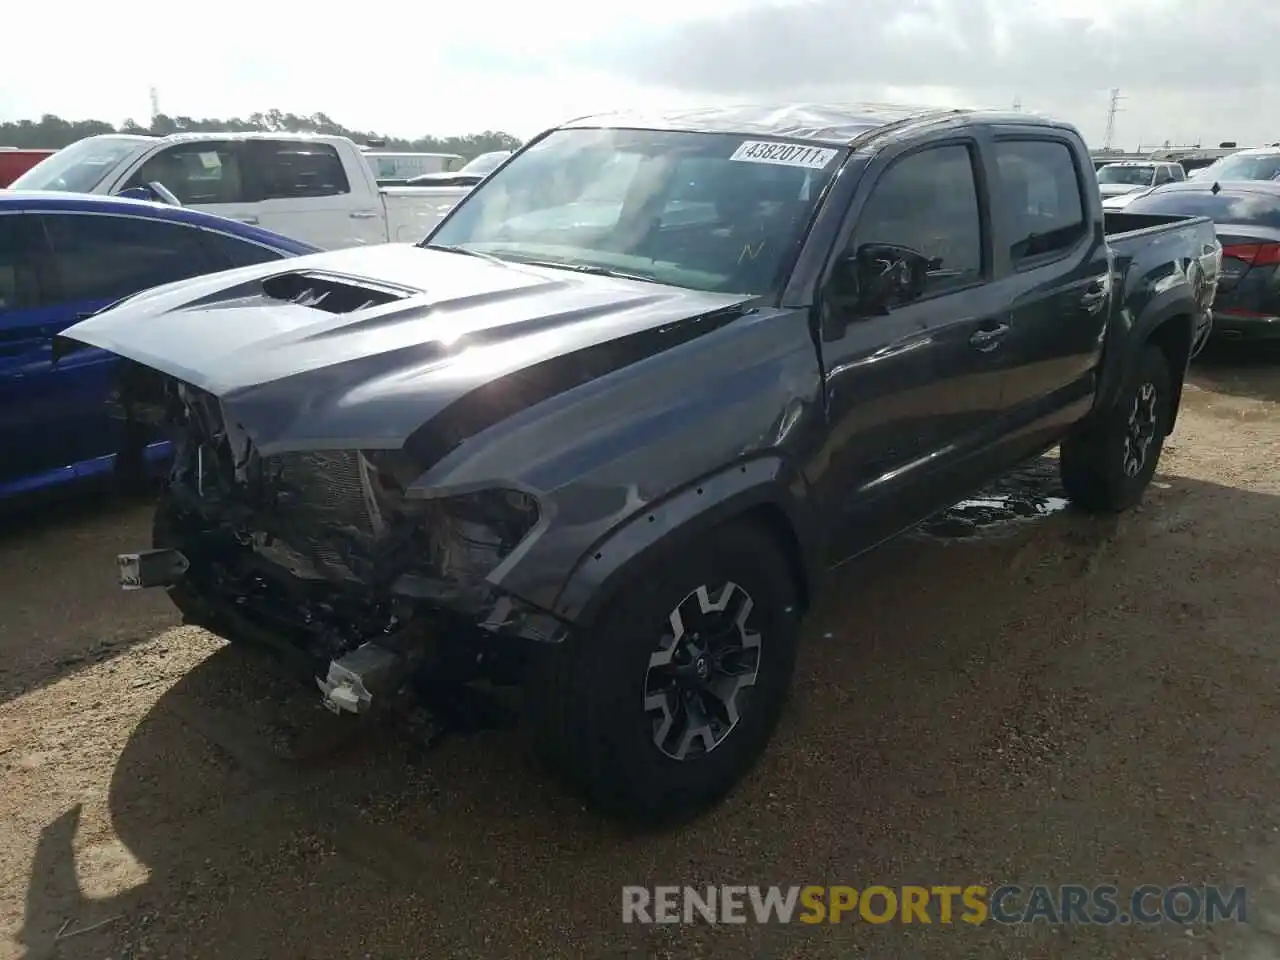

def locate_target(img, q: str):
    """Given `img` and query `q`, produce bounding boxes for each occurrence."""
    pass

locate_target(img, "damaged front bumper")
[114,375,568,718]
[116,544,437,716]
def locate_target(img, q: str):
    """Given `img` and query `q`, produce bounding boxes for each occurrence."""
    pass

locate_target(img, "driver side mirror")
[827,243,936,318]
[116,182,182,206]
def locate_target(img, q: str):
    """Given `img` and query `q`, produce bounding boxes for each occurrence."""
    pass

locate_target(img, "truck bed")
[1104,210,1208,240]
[1102,210,1221,360]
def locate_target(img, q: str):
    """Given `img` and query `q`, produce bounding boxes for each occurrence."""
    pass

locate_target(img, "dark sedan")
[1121,180,1280,343]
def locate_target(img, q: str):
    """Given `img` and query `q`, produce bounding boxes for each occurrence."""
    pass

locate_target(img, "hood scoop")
[261,271,417,315]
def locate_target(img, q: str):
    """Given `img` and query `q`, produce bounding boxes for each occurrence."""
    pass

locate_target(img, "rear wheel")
[527,519,801,824]
[1060,344,1172,512]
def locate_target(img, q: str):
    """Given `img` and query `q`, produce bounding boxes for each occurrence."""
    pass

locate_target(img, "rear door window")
[0,214,43,312]
[250,141,351,199]
[42,213,218,303]
[203,230,293,268]
[992,140,1088,263]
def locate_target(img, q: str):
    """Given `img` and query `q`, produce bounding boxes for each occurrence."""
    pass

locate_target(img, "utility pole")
[149,86,161,123]
[1102,88,1125,151]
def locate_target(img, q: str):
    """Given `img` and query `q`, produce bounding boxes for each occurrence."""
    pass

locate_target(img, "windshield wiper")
[512,259,660,284]
[424,245,660,283]
[421,243,509,265]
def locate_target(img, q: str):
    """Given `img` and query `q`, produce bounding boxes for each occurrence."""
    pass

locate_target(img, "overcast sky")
[3,0,1276,151]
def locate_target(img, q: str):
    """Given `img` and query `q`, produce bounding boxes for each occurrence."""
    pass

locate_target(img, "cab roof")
[559,101,1073,146]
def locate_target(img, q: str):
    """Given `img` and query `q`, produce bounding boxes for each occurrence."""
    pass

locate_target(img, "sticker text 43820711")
[729,141,839,170]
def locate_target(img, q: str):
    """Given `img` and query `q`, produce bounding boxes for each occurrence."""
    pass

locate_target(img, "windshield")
[425,128,843,295]
[10,136,143,193]
[1097,165,1155,186]
[1126,188,1280,229]
[462,151,511,176]
[1198,153,1280,181]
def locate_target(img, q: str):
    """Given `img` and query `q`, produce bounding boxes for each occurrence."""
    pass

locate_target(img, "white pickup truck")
[7,132,471,250]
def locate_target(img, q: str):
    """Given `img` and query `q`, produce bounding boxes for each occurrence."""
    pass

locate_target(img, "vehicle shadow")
[1190,340,1280,403]
[18,469,1280,959]
[0,490,176,708]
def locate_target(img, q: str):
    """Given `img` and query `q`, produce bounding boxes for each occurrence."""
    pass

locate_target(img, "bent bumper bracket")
[317,642,404,715]
[118,549,190,590]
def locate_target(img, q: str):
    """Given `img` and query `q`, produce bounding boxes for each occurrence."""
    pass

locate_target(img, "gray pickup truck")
[64,103,1221,823]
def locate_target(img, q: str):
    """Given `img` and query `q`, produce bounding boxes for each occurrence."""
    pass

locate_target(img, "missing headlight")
[387,488,541,606]
[425,489,540,582]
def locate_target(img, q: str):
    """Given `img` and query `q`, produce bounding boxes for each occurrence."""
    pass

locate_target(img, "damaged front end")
[121,364,566,715]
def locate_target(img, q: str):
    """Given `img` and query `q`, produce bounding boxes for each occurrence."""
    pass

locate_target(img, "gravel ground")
[1,348,1278,960]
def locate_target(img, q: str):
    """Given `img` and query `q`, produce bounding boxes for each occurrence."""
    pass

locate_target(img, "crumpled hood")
[61,243,753,455]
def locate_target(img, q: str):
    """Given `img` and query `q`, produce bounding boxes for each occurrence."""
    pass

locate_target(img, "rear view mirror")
[146,181,182,206]
[828,243,934,317]
[116,182,182,206]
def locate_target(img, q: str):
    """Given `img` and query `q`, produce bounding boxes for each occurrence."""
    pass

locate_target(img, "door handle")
[969,322,1010,351]
[349,211,380,219]
[235,215,259,225]
[1080,279,1109,314]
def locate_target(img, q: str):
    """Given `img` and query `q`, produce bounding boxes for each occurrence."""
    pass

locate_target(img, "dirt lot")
[2,349,1279,960]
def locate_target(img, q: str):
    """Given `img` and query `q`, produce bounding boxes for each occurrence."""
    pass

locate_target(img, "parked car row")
[63,102,1223,823]
[1095,145,1280,342]
[1095,160,1186,200]
[362,149,464,184]
[402,150,512,187]
[8,132,470,250]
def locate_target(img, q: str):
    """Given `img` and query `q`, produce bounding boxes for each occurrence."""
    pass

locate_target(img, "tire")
[1060,344,1173,513]
[527,519,801,824]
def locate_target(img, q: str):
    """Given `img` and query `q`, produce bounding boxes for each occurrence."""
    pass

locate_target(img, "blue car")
[0,191,320,502]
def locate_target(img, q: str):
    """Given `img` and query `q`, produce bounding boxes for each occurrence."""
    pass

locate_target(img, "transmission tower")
[1102,88,1125,151]
[149,86,161,123]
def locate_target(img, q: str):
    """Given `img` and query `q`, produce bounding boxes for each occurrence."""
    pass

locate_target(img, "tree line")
[0,109,522,158]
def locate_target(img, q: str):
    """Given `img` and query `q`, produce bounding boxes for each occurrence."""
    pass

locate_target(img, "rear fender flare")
[550,456,818,627]
[1095,288,1196,421]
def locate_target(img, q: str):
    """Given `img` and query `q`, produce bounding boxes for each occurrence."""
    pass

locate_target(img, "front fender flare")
[550,455,818,626]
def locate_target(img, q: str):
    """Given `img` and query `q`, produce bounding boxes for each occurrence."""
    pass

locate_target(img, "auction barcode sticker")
[729,141,839,169]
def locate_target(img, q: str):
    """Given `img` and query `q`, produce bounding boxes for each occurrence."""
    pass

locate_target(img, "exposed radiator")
[262,450,387,579]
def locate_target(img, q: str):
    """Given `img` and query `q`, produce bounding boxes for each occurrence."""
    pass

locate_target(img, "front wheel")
[1060,344,1173,513]
[526,519,801,824]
